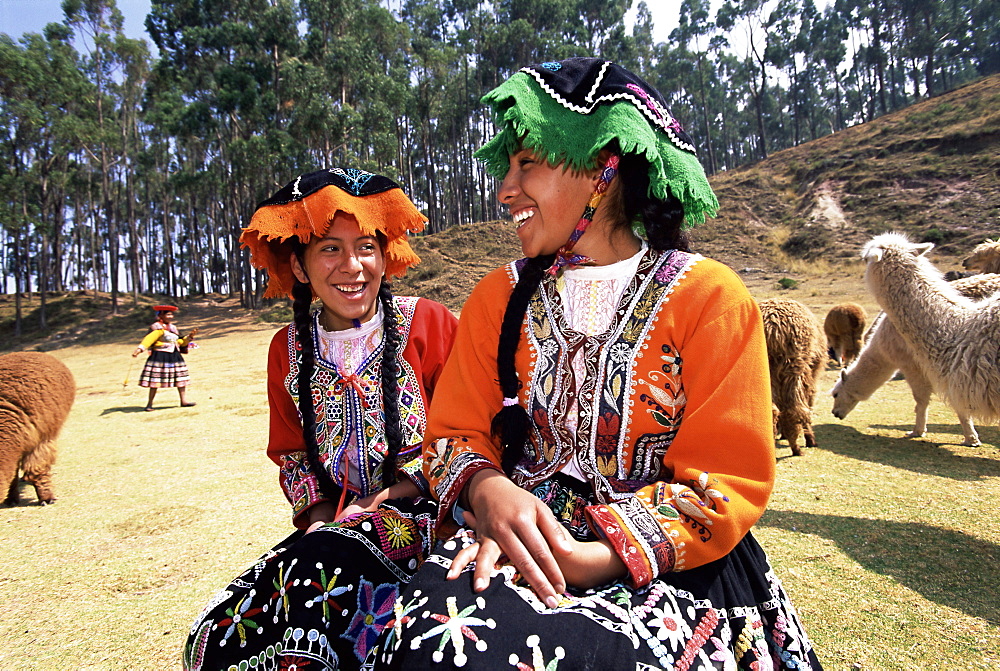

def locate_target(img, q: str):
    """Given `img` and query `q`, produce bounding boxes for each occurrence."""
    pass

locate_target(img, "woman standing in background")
[132,305,197,411]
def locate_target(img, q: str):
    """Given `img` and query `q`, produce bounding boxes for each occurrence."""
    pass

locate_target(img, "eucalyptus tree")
[402,0,465,230]
[569,0,632,55]
[0,26,93,329]
[0,34,37,333]
[64,0,135,314]
[109,35,151,303]
[836,0,892,119]
[299,0,410,177]
[604,0,656,76]
[969,0,1000,76]
[810,2,848,132]
[716,0,779,158]
[147,0,301,306]
[896,0,965,97]
[669,0,721,174]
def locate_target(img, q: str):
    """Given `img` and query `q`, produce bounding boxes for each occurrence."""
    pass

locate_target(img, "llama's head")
[861,232,938,299]
[860,232,934,264]
[830,368,859,419]
[962,238,1000,272]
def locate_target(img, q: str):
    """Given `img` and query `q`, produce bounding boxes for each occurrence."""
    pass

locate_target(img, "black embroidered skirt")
[372,477,822,670]
[184,496,436,670]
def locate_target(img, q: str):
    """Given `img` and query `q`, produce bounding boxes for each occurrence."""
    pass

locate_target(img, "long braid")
[378,282,405,489]
[491,253,555,475]
[292,279,342,502]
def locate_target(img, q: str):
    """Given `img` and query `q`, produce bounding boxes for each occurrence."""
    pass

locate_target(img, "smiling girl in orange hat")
[184,168,457,671]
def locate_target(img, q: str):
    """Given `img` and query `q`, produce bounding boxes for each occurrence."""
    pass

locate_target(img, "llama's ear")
[914,242,934,256]
[860,243,883,262]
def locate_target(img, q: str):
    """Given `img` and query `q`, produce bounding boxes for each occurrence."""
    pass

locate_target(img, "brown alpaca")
[758,298,827,456]
[0,352,76,505]
[962,238,1000,274]
[823,303,867,366]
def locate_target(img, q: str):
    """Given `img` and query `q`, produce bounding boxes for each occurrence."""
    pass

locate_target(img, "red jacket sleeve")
[265,326,330,527]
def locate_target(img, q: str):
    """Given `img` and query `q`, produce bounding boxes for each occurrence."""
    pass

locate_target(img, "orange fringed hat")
[241,168,426,299]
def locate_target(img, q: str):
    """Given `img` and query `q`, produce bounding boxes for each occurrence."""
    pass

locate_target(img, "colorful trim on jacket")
[279,296,430,519]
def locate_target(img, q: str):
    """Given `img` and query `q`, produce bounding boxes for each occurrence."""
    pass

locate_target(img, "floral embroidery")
[278,654,314,669]
[646,605,680,641]
[508,634,566,670]
[215,589,265,647]
[380,590,429,656]
[270,558,298,623]
[411,596,496,665]
[381,514,415,550]
[594,411,620,476]
[637,344,685,430]
[343,579,398,660]
[304,565,351,623]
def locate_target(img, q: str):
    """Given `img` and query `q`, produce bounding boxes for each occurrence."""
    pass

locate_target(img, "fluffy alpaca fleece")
[0,352,75,505]
[862,232,1000,423]
[758,298,827,456]
[823,302,867,366]
[962,238,1000,274]
[832,273,1000,446]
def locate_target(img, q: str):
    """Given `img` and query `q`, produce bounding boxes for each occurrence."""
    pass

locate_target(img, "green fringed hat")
[474,58,718,228]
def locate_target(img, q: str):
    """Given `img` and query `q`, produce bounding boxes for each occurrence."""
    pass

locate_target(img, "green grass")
[763,365,1000,669]
[1,272,999,669]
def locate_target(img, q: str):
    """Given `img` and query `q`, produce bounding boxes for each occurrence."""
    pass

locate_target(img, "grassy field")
[2,268,999,670]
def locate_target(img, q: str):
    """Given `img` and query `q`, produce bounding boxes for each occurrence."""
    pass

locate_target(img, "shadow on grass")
[869,422,1000,447]
[100,405,156,415]
[2,481,50,507]
[761,509,1000,625]
[812,423,1000,480]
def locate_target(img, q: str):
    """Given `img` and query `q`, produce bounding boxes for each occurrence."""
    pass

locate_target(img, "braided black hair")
[490,253,554,475]
[611,149,690,253]
[291,278,342,502]
[377,281,405,489]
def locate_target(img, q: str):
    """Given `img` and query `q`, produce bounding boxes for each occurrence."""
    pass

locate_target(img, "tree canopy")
[1,0,996,332]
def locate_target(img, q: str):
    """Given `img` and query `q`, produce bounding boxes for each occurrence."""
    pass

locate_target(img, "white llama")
[831,312,979,446]
[861,232,1000,423]
[831,273,1000,446]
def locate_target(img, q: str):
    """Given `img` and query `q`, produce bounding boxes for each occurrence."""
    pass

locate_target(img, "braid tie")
[545,155,619,274]
[292,280,342,503]
[491,254,554,475]
[378,282,405,489]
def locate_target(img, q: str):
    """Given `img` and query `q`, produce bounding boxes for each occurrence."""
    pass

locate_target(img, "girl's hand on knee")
[461,470,572,608]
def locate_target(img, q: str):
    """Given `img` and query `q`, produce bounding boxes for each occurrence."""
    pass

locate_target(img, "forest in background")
[2,0,998,332]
